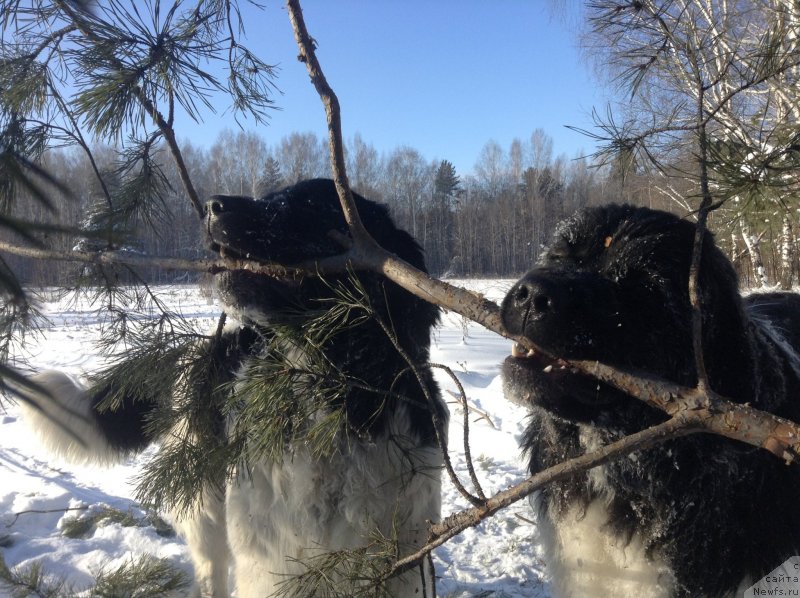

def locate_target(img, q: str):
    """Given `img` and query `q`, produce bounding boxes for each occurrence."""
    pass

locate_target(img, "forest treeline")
[3,126,793,288]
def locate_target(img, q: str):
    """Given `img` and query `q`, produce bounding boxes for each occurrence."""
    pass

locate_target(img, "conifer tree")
[258,156,284,196]
[0,0,279,396]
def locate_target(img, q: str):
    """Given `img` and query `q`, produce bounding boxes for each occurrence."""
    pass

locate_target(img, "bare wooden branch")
[576,360,800,462]
[432,365,487,501]
[8,234,798,464]
[285,0,367,243]
[4,505,89,529]
[688,83,713,395]
[383,414,706,581]
[0,241,298,278]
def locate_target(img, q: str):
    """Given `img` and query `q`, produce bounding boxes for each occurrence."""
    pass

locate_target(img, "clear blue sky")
[176,1,610,176]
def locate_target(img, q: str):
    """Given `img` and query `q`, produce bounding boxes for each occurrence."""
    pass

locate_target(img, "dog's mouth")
[505,341,621,414]
[210,242,253,262]
[509,342,573,375]
[209,239,305,284]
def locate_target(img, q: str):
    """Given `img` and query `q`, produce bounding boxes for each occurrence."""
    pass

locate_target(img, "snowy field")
[0,280,552,597]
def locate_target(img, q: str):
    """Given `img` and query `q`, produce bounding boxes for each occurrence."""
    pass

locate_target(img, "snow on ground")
[0,280,552,597]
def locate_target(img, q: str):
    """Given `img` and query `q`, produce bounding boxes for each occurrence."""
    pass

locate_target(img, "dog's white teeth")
[543,364,553,373]
[512,343,537,358]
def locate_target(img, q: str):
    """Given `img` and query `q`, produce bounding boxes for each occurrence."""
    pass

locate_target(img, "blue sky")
[176,1,612,176]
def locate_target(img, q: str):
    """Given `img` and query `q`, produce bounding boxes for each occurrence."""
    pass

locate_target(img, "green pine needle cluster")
[0,552,189,598]
[93,312,230,515]
[275,529,401,598]
[226,328,349,464]
[89,555,189,598]
[60,506,174,540]
[130,272,422,527]
[0,553,71,598]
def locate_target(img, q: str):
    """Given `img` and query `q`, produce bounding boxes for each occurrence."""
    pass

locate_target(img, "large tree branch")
[0,241,295,278]
[284,2,800,580]
[5,233,798,463]
[284,0,800,464]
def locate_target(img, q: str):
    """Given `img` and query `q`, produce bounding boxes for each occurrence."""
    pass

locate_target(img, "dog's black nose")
[205,195,256,218]
[511,280,553,317]
[206,198,224,216]
[508,276,559,322]
[501,272,575,338]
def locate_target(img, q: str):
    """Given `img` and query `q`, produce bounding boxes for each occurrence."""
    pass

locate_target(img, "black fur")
[90,327,262,453]
[18,179,444,596]
[500,204,800,597]
[204,178,444,440]
[92,179,443,448]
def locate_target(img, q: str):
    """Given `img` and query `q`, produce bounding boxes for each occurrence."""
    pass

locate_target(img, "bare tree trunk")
[741,219,769,288]
[780,213,795,290]
[730,230,740,273]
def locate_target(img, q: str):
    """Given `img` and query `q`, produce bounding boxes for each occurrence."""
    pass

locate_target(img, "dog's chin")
[501,347,619,423]
[214,269,301,324]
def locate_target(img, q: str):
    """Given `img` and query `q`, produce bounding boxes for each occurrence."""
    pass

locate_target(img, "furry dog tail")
[9,371,156,465]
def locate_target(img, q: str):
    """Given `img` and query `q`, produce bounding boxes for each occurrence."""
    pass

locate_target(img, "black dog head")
[205,178,441,440]
[501,204,754,426]
[206,178,434,330]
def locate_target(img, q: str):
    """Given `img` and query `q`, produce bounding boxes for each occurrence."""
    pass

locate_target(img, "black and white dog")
[500,205,800,597]
[15,179,446,597]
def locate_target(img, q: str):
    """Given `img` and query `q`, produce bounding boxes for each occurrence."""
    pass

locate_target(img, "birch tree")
[584,0,800,285]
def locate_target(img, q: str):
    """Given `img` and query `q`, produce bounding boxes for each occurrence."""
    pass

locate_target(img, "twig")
[4,505,89,528]
[688,82,713,395]
[372,317,484,509]
[382,413,706,581]
[431,366,487,500]
[444,389,498,430]
[285,0,367,243]
[514,513,536,526]
[0,241,300,278]
[427,552,437,598]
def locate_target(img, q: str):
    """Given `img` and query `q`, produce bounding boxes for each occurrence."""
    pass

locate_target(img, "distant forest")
[3,127,787,288]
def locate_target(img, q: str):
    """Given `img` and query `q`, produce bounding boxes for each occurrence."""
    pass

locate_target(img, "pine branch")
[55,0,204,219]
[0,553,71,598]
[0,240,301,278]
[284,0,800,465]
[50,0,276,220]
[90,555,190,598]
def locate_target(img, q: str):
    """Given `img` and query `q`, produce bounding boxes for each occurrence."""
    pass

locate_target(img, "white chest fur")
[224,413,442,598]
[538,499,676,598]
